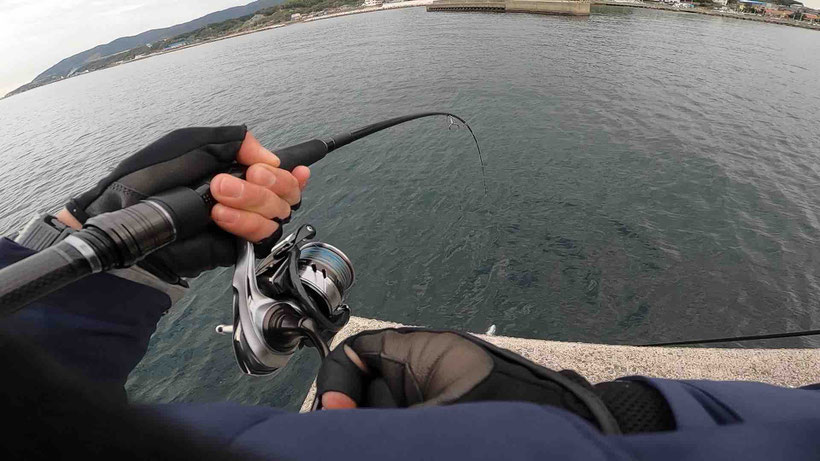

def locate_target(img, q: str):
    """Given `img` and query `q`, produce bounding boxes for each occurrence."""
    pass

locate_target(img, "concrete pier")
[300,316,820,411]
[427,0,590,16]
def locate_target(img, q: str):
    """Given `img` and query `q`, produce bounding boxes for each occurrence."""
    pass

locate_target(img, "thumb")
[317,344,369,410]
[322,391,357,409]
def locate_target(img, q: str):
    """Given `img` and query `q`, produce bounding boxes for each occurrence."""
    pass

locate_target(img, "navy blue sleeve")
[146,398,820,461]
[146,401,627,461]
[5,237,820,460]
[0,238,171,390]
[633,376,820,427]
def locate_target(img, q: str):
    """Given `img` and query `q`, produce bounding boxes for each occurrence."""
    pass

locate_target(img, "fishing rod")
[0,112,483,394]
[275,112,486,191]
[640,329,820,347]
[0,111,482,316]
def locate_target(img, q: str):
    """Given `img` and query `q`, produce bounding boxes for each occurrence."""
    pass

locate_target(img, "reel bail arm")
[221,224,354,376]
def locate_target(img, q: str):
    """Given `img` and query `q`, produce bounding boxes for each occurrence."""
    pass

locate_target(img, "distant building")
[167,40,188,49]
[291,13,302,20]
[737,0,766,12]
[713,0,728,6]
[790,6,819,20]
[364,0,384,6]
[765,7,792,17]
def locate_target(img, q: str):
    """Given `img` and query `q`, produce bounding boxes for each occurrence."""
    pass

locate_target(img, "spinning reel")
[216,224,355,376]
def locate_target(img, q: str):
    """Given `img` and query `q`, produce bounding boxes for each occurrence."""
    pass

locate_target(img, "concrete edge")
[299,316,820,412]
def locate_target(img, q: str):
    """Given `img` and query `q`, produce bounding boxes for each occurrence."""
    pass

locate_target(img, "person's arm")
[6,318,820,461]
[1,126,308,389]
[315,328,820,436]
[316,328,628,433]
[0,238,173,392]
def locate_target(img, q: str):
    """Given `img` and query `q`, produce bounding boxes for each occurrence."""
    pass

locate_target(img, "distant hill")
[29,0,286,86]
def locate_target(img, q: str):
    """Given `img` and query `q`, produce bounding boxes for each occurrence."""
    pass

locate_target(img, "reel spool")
[297,242,355,323]
[217,224,354,376]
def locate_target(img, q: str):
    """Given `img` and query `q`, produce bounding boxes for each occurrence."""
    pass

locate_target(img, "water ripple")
[0,7,818,409]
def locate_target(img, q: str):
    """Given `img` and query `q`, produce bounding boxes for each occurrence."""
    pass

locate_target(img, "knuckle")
[246,182,269,206]
[247,163,267,179]
[260,190,283,218]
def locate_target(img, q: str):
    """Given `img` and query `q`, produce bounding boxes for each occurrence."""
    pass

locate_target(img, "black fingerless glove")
[316,328,621,434]
[65,126,281,285]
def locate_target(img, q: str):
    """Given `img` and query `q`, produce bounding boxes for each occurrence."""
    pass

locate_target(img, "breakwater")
[428,0,590,15]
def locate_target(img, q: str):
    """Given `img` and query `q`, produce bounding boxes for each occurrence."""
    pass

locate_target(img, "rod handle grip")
[275,139,329,171]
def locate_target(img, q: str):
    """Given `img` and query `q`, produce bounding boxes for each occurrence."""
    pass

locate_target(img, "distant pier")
[427,0,590,15]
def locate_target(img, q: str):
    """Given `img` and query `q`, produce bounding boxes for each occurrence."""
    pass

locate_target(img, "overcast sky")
[0,0,251,96]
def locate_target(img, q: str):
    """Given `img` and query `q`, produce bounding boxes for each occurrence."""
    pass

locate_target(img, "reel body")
[217,225,354,376]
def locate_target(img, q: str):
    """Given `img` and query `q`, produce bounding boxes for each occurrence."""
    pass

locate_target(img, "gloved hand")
[58,126,309,285]
[316,328,621,433]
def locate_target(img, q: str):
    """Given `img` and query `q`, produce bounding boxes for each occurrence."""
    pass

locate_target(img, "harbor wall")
[507,0,590,15]
[427,0,590,15]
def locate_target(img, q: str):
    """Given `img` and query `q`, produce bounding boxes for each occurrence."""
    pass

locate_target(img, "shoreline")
[593,1,820,31]
[4,0,816,100]
[2,3,430,100]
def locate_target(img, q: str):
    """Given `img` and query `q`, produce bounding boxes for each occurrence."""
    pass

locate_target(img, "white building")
[364,0,384,6]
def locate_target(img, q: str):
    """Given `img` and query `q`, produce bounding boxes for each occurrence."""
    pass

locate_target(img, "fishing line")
[295,111,487,196]
[446,115,487,195]
[640,329,820,347]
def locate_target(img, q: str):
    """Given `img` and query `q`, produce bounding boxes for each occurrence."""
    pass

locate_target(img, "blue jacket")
[3,237,820,460]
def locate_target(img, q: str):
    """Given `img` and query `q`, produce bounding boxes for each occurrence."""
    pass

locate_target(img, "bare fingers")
[245,163,304,205]
[321,392,358,410]
[237,132,280,168]
[321,345,367,410]
[292,165,311,190]
[211,204,279,243]
[210,174,291,220]
[215,131,311,241]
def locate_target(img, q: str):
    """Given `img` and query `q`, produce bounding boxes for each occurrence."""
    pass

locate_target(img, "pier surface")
[300,316,820,411]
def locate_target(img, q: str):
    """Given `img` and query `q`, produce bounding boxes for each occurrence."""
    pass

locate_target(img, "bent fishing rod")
[3,107,811,365]
[0,112,483,316]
